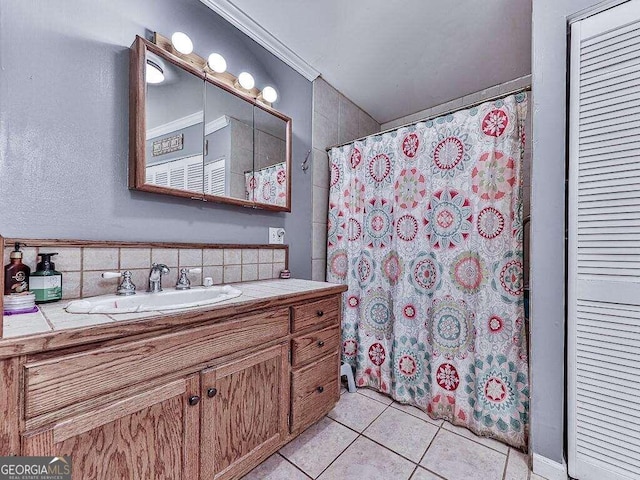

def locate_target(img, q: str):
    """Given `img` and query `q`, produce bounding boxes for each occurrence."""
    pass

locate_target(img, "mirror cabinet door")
[144,51,205,196]
[204,80,254,203]
[131,36,292,211]
[251,107,289,208]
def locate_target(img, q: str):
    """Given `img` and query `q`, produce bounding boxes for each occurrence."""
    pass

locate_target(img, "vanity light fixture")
[237,72,255,90]
[261,86,278,103]
[171,32,193,55]
[207,53,227,73]
[145,60,165,84]
[153,32,281,102]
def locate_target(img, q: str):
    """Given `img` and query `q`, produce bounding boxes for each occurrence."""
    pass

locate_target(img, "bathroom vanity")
[0,279,346,480]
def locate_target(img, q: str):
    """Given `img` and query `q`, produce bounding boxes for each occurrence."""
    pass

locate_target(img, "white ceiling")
[203,0,532,124]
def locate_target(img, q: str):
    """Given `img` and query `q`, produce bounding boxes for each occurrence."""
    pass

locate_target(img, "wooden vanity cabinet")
[8,290,344,480]
[21,374,201,480]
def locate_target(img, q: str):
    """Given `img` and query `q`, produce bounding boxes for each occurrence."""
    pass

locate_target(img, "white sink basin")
[65,285,242,314]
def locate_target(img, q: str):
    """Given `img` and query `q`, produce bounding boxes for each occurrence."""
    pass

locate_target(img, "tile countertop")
[0,279,347,357]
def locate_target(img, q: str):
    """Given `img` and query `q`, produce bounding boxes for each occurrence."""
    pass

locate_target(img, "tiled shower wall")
[3,243,287,300]
[311,78,381,281]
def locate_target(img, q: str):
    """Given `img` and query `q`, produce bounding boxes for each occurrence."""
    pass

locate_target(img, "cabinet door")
[201,343,289,480]
[22,375,200,480]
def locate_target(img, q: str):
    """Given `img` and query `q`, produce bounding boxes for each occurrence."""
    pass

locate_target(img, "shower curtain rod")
[325,85,532,152]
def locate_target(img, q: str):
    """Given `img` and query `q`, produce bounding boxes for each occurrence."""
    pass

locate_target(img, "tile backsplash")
[3,241,287,300]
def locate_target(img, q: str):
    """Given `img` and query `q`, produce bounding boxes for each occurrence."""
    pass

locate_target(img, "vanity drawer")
[292,324,340,367]
[291,352,340,433]
[291,296,340,332]
[24,308,289,419]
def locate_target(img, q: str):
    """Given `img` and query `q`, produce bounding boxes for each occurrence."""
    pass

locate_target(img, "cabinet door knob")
[207,388,218,398]
[316,310,324,317]
[188,395,200,406]
[317,386,324,393]
[317,340,325,347]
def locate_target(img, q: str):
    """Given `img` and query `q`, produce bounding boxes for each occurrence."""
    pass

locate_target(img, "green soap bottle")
[30,253,62,303]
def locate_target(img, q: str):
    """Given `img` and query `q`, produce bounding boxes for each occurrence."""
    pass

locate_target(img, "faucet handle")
[102,271,124,279]
[176,268,201,290]
[102,271,136,296]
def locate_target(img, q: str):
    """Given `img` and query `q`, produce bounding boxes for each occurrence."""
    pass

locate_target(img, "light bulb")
[207,53,227,73]
[262,86,278,103]
[171,32,193,55]
[238,72,255,90]
[146,61,164,84]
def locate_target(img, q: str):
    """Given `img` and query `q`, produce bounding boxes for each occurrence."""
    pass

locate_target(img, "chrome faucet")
[102,271,136,296]
[148,263,170,293]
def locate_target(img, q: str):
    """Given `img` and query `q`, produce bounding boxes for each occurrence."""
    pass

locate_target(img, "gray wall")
[531,0,605,463]
[0,0,313,278]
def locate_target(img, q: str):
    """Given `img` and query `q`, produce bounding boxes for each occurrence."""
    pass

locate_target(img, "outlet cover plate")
[269,227,285,244]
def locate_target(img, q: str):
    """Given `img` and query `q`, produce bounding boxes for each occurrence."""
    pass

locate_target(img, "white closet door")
[569,2,640,479]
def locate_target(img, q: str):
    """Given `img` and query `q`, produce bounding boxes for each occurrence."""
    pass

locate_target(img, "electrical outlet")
[269,227,285,245]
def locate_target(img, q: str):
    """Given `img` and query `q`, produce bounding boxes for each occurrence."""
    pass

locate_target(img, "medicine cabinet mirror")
[129,35,292,212]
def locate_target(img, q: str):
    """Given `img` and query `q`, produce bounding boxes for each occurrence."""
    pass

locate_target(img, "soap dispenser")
[4,242,31,295]
[30,253,62,303]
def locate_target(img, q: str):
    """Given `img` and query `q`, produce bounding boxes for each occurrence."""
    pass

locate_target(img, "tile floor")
[243,387,540,480]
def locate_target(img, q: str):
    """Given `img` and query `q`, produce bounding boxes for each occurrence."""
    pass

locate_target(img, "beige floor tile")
[280,417,357,478]
[410,467,444,480]
[241,454,308,480]
[317,436,415,480]
[421,430,506,480]
[391,402,443,427]
[442,421,509,454]
[327,390,387,432]
[357,388,394,406]
[363,408,438,462]
[505,448,530,480]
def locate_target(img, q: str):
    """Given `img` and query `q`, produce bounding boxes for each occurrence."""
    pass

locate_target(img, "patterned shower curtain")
[326,93,529,449]
[245,162,287,206]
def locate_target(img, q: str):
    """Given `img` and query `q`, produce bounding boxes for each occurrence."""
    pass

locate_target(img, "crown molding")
[146,112,229,139]
[146,111,204,139]
[205,115,230,136]
[199,0,320,82]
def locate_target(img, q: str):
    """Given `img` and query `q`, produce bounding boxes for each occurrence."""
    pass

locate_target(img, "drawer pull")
[188,395,200,406]
[317,386,324,393]
[317,340,325,347]
[207,388,217,398]
[317,310,324,317]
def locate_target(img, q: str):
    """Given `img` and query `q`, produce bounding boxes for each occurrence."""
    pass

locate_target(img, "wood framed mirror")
[129,35,292,212]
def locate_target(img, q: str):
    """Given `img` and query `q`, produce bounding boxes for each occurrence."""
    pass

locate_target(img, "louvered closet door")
[569,2,640,479]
